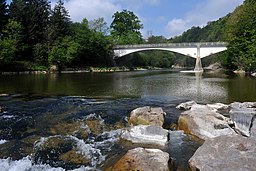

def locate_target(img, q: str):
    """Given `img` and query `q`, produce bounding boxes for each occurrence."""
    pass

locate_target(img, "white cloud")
[165,0,244,38]
[165,18,187,37]
[65,0,120,23]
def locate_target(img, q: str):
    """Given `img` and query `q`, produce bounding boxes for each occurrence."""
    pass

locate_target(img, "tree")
[26,0,50,44]
[0,19,23,64]
[110,10,143,45]
[147,35,167,44]
[0,0,8,36]
[226,0,256,71]
[48,36,79,68]
[49,0,71,44]
[9,0,51,63]
[89,17,109,36]
[71,18,113,67]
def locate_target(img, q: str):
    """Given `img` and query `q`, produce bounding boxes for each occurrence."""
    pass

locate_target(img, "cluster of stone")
[177,101,256,171]
[107,106,170,171]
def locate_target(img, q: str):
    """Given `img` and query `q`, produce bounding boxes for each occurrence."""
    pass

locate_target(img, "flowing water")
[0,70,255,170]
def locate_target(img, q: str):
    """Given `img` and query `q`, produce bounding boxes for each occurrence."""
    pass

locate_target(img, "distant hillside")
[169,14,231,43]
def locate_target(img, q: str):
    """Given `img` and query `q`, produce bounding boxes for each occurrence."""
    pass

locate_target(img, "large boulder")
[106,147,169,171]
[229,102,256,137]
[121,125,168,146]
[178,104,235,140]
[189,135,256,171]
[128,106,166,127]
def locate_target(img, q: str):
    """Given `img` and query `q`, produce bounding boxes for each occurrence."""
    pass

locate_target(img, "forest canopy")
[0,0,255,72]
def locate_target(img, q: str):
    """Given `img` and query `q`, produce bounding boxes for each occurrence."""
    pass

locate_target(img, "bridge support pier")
[194,44,203,72]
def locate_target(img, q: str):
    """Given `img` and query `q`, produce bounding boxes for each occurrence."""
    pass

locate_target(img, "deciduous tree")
[110,10,143,45]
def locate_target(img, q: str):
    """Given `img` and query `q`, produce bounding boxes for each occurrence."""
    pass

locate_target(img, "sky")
[8,0,244,38]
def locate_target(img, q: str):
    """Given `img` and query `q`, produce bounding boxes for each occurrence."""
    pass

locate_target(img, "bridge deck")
[114,42,227,49]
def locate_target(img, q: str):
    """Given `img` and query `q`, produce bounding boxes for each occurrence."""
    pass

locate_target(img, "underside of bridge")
[113,42,227,72]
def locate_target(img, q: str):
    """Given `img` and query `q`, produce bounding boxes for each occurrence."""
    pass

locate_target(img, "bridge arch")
[113,42,227,72]
[114,47,198,59]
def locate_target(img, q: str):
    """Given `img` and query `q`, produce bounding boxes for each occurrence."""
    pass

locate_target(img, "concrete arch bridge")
[113,42,228,72]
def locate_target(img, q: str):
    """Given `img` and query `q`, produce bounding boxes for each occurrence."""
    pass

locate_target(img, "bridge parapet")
[114,42,227,49]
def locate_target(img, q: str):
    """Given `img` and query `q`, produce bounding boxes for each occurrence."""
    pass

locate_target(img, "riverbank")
[0,66,167,75]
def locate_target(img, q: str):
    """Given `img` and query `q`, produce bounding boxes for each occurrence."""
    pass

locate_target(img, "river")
[0,70,255,170]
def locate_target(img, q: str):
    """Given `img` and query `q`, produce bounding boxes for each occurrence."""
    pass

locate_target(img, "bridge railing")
[114,42,228,49]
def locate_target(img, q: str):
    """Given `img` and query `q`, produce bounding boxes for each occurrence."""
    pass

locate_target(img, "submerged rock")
[189,135,256,171]
[176,101,197,110]
[178,104,235,140]
[33,135,103,169]
[0,106,4,113]
[106,147,169,171]
[121,125,168,146]
[49,121,90,139]
[167,131,203,171]
[128,106,166,127]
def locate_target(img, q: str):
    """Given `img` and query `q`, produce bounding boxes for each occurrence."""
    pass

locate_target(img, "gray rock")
[250,118,256,137]
[230,108,256,137]
[206,103,229,112]
[128,106,166,126]
[189,135,256,171]
[229,102,256,137]
[176,101,197,110]
[204,62,222,71]
[251,72,256,77]
[230,102,256,109]
[121,125,168,146]
[178,104,235,140]
[106,147,169,171]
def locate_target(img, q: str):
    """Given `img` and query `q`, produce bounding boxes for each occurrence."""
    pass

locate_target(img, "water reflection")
[0,70,255,103]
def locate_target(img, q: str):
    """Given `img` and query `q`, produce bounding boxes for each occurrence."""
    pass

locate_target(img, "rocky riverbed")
[103,101,256,170]
[0,95,255,170]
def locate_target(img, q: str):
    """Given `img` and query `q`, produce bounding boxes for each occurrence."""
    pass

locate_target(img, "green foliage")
[70,18,114,67]
[0,0,8,35]
[49,0,71,44]
[116,50,176,68]
[147,36,168,44]
[0,19,23,64]
[89,17,109,35]
[226,0,256,71]
[48,36,79,66]
[110,10,143,45]
[0,38,16,64]
[170,15,230,43]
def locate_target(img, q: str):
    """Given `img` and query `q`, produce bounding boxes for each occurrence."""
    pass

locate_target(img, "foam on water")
[0,156,99,171]
[0,140,8,145]
[69,135,105,167]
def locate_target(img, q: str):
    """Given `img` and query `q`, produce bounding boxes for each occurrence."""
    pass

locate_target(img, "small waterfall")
[230,108,255,137]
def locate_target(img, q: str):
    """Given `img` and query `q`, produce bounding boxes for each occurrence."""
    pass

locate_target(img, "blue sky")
[7,0,244,38]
